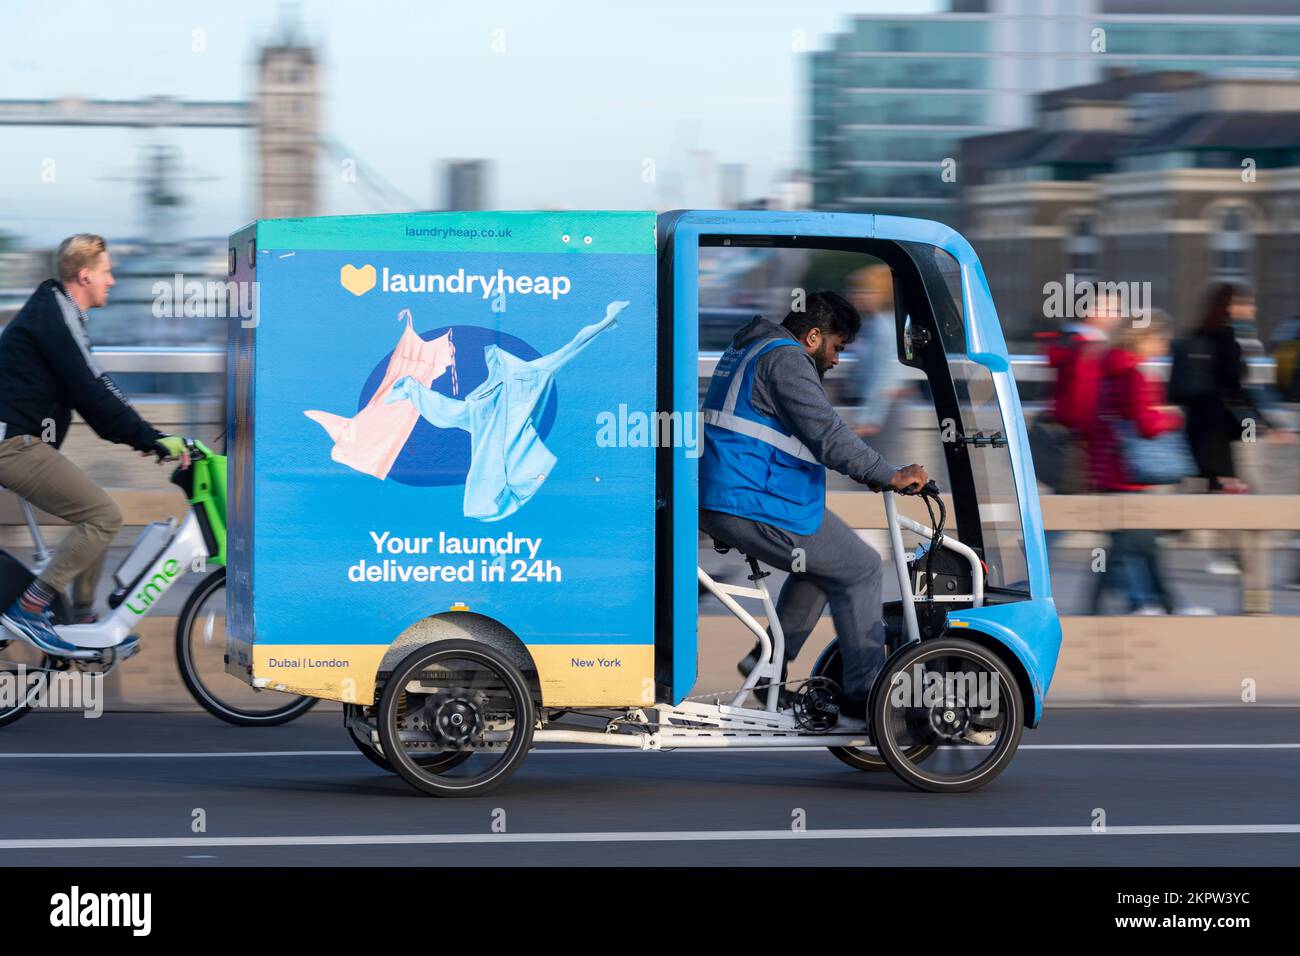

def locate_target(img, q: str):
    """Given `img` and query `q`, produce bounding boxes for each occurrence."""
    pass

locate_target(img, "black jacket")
[1181,325,1267,482]
[0,279,163,453]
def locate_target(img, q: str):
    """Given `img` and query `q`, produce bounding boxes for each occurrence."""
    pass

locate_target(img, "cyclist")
[699,290,928,717]
[0,234,191,656]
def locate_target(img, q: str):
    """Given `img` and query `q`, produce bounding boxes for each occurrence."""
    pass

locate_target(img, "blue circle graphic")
[356,325,558,487]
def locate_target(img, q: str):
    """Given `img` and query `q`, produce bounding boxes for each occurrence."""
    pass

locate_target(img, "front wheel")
[870,636,1024,793]
[175,568,318,726]
[378,640,534,797]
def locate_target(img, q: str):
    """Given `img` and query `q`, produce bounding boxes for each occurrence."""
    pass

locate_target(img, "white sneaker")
[962,727,997,746]
[1133,605,1167,615]
[1205,559,1241,576]
[1176,606,1215,616]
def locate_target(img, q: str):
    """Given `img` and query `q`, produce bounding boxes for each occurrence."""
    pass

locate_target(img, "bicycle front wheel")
[175,568,317,726]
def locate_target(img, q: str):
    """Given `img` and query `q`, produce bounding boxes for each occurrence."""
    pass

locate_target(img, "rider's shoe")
[751,683,798,710]
[961,726,998,746]
[838,695,868,721]
[737,643,762,678]
[1,600,84,657]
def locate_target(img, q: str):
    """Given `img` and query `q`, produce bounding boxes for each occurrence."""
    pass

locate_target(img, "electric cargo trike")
[223,209,1061,797]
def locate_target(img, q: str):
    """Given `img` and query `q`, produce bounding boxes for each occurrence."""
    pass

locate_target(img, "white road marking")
[0,824,1298,851]
[1,743,1298,759]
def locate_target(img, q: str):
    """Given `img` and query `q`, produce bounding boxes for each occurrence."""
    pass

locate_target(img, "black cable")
[922,487,946,602]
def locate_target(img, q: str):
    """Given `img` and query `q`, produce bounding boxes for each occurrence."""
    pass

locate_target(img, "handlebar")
[155,437,213,465]
[883,479,941,498]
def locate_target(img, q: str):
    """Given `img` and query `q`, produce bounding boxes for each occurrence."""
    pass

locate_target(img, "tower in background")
[443,160,492,211]
[257,14,319,219]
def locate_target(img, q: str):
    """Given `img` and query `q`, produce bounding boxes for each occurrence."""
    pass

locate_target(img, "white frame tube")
[883,490,922,645]
[895,513,985,608]
[53,512,210,649]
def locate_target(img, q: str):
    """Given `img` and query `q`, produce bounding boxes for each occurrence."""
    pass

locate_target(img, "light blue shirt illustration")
[387,301,628,521]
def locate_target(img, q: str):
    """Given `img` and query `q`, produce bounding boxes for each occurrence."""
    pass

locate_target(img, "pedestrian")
[1169,282,1290,576]
[1087,312,1209,616]
[1036,290,1124,495]
[844,265,908,448]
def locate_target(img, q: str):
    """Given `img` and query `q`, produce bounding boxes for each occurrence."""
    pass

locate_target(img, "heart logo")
[339,263,377,297]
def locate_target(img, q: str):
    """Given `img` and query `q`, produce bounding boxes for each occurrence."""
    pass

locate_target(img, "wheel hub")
[929,703,972,739]
[432,696,483,746]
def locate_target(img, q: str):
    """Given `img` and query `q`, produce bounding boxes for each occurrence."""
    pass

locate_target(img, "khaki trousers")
[0,435,122,611]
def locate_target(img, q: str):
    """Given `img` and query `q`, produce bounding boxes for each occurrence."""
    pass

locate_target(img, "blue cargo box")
[225,211,662,706]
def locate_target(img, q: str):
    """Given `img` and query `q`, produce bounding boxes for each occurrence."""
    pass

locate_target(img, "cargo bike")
[223,209,1061,797]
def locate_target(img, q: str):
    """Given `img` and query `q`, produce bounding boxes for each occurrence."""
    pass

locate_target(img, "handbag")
[1114,420,1196,485]
[1028,415,1071,492]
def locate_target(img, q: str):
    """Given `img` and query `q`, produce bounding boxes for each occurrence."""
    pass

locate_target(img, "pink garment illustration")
[304,310,457,480]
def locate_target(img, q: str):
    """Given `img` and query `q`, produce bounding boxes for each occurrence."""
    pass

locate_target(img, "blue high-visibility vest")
[700,337,824,535]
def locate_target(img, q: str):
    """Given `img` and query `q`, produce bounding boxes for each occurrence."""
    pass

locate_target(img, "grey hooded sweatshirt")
[729,316,898,488]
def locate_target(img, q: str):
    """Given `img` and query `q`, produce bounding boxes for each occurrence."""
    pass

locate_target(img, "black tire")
[343,703,472,775]
[0,640,49,728]
[870,636,1024,793]
[0,647,32,728]
[378,639,534,798]
[0,589,72,727]
[176,568,318,726]
[812,641,939,772]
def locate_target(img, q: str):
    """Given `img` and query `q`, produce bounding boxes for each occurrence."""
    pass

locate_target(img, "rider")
[699,290,928,718]
[0,234,191,655]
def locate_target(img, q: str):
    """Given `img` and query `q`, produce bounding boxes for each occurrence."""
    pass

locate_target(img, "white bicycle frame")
[11,495,210,654]
[519,489,986,752]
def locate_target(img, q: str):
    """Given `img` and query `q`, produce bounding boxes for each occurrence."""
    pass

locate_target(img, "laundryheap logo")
[340,263,377,296]
[339,263,571,300]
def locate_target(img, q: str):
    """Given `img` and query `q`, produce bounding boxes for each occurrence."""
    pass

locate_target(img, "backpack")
[1167,335,1216,405]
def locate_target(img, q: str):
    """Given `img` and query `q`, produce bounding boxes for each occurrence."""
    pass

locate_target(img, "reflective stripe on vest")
[700,408,817,463]
[699,335,825,536]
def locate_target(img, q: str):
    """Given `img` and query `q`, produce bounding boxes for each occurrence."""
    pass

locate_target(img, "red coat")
[1044,330,1107,431]
[1087,347,1183,492]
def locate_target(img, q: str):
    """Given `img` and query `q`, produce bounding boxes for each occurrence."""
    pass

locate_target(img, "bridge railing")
[2,347,1296,707]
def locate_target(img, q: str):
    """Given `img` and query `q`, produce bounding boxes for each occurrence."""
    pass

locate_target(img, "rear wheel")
[343,703,472,774]
[0,595,75,728]
[176,568,318,726]
[870,636,1023,793]
[813,641,939,771]
[0,639,46,727]
[378,640,534,797]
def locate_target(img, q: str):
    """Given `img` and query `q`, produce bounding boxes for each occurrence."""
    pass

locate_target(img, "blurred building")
[961,70,1300,345]
[810,0,1300,223]
[443,160,492,211]
[719,163,747,209]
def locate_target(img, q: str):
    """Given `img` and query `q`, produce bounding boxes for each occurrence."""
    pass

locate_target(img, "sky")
[0,0,939,246]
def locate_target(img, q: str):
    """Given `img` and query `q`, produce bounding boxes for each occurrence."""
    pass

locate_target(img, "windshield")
[908,243,1029,593]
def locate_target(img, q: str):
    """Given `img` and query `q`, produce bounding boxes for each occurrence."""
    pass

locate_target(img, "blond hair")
[848,264,894,310]
[1110,309,1170,353]
[57,234,107,284]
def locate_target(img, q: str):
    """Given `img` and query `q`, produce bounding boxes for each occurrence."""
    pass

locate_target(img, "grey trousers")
[0,435,122,610]
[700,507,886,701]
